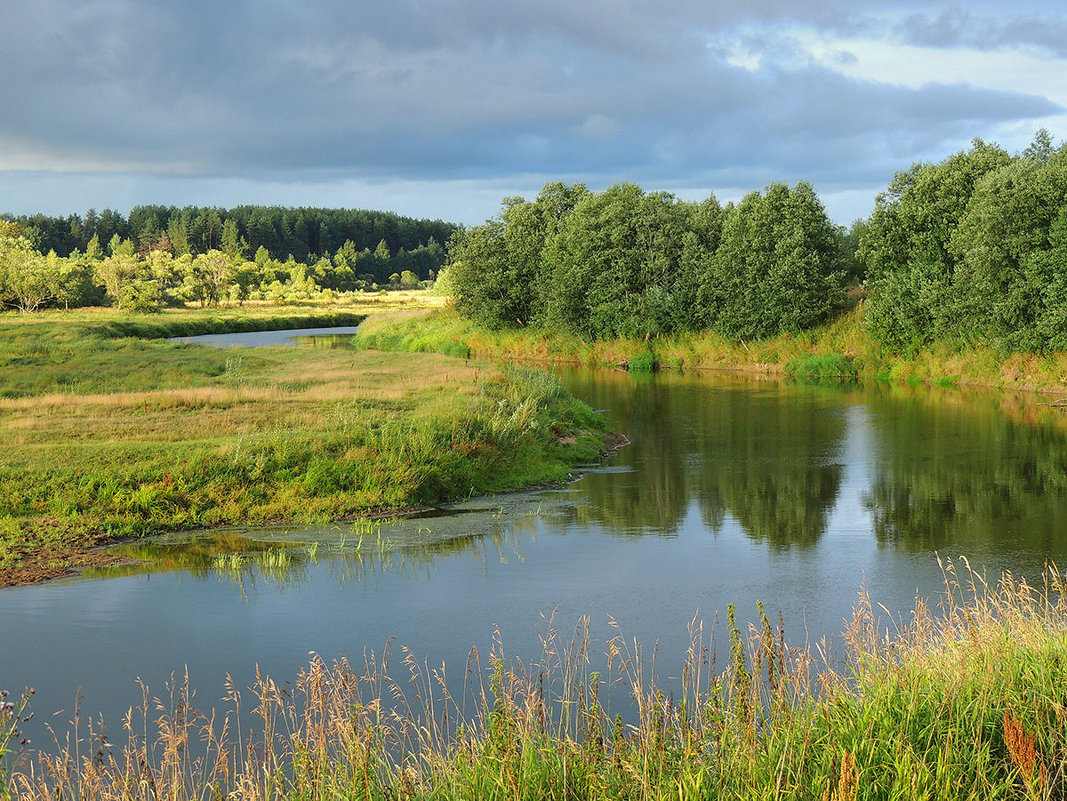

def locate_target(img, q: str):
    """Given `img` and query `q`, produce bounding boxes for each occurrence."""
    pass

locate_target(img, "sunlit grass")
[0,302,607,582]
[356,305,1067,395]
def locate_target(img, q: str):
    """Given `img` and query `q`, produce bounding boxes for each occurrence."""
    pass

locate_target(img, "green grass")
[354,305,1067,397]
[784,353,859,383]
[5,559,1065,799]
[0,300,607,583]
[627,351,657,373]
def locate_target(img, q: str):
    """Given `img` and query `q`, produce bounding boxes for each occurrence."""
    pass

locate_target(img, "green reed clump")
[7,559,1067,799]
[784,353,859,384]
[627,351,657,373]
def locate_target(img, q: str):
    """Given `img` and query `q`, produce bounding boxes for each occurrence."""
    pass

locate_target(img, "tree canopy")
[448,181,844,342]
[861,131,1067,353]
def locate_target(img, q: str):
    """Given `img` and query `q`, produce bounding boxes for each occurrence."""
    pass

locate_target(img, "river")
[2,340,1066,746]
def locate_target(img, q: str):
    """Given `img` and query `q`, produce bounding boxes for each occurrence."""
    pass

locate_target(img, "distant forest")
[0,206,458,312]
[6,205,457,282]
[4,131,1067,355]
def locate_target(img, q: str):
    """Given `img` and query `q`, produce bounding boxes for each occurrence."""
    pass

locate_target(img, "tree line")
[861,130,1067,353]
[449,130,1067,354]
[0,219,445,313]
[446,181,848,341]
[5,129,1066,354]
[4,205,456,283]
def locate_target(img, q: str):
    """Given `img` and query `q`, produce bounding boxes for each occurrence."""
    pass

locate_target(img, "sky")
[2,0,1065,226]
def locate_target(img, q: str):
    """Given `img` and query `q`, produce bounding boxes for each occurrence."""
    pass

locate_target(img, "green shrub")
[784,353,858,383]
[627,351,657,373]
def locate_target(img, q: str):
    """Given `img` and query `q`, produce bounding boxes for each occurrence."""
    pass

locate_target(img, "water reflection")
[289,332,361,349]
[556,369,1067,561]
[863,385,1067,558]
[88,498,548,595]
[560,370,848,548]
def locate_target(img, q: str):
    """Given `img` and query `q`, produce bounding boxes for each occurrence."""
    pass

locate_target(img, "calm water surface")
[3,367,1067,740]
[167,325,362,348]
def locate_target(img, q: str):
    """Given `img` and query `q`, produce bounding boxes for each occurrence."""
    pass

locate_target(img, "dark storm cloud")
[0,0,1062,216]
[894,3,1067,55]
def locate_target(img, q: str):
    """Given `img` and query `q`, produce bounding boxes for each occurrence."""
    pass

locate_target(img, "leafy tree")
[95,253,140,308]
[447,221,514,328]
[221,219,247,258]
[191,250,234,306]
[0,230,55,312]
[108,233,136,257]
[951,141,1067,350]
[229,261,260,305]
[119,277,164,313]
[167,214,191,256]
[860,140,1011,350]
[375,239,391,262]
[84,234,104,261]
[700,183,842,340]
[283,261,321,299]
[51,250,98,309]
[543,183,697,339]
[837,218,869,286]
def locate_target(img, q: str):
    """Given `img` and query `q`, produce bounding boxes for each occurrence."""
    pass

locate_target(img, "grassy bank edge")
[354,306,1067,398]
[0,304,615,586]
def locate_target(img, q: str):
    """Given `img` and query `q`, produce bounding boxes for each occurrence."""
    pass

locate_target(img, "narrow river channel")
[3,334,1067,746]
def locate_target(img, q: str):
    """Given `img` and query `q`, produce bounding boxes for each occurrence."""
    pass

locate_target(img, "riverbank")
[0,299,608,586]
[354,306,1067,397]
[4,559,1064,799]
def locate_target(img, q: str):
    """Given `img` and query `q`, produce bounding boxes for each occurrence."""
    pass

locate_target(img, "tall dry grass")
[4,558,1065,799]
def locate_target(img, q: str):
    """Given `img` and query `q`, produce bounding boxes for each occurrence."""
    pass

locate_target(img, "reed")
[4,559,1065,799]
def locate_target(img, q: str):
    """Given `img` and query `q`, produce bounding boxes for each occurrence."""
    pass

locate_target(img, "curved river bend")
[3,350,1067,738]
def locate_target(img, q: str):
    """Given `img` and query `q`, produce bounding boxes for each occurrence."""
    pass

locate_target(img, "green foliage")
[0,207,455,310]
[953,145,1067,351]
[627,351,657,373]
[784,353,858,383]
[861,131,1067,354]
[699,182,843,340]
[837,217,869,285]
[9,205,456,270]
[0,231,54,313]
[118,277,164,313]
[448,182,590,330]
[543,183,702,339]
[448,179,840,344]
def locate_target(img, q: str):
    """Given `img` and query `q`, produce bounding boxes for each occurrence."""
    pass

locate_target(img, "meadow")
[0,295,605,585]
